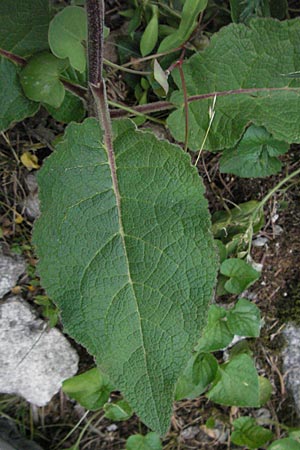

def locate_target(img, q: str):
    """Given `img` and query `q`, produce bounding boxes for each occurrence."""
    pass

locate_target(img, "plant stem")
[108,100,165,124]
[0,48,26,66]
[86,0,118,200]
[104,58,151,76]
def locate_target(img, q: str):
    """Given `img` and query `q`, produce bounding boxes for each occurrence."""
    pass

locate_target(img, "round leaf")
[207,354,260,407]
[175,352,218,400]
[0,58,39,132]
[126,432,162,450]
[220,258,260,295]
[227,298,261,337]
[49,6,87,72]
[231,416,273,448]
[62,367,113,411]
[104,400,133,421]
[268,438,300,450]
[20,52,67,108]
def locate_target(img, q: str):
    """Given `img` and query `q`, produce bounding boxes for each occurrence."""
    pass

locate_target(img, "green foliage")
[62,368,113,411]
[268,438,300,450]
[48,6,87,73]
[0,58,39,131]
[20,52,68,108]
[196,299,261,352]
[231,416,273,448]
[259,376,273,405]
[0,0,50,56]
[168,19,300,151]
[34,295,59,327]
[126,432,162,450]
[220,259,260,294]
[220,125,289,178]
[33,118,218,434]
[44,90,85,123]
[158,0,208,52]
[104,400,133,421]
[175,352,218,400]
[140,6,159,56]
[207,354,260,407]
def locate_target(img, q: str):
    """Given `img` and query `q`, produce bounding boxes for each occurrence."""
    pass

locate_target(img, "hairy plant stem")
[86,0,118,203]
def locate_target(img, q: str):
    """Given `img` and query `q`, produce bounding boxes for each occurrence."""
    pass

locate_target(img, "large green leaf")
[33,118,217,434]
[0,58,39,132]
[0,0,50,56]
[167,19,300,151]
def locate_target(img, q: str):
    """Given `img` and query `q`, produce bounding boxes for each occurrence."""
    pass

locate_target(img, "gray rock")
[0,249,26,298]
[23,174,40,220]
[283,324,300,415]
[0,296,79,406]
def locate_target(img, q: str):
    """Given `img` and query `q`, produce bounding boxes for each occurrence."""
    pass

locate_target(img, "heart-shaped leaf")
[20,52,68,108]
[48,6,87,73]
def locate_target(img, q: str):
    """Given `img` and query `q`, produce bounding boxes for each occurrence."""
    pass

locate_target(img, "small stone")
[0,296,79,406]
[23,174,40,220]
[106,424,118,432]
[180,426,199,440]
[252,237,269,247]
[282,324,300,415]
[0,248,26,298]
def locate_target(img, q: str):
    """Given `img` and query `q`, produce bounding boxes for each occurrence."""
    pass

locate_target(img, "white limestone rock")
[0,248,26,298]
[283,324,300,415]
[0,296,79,406]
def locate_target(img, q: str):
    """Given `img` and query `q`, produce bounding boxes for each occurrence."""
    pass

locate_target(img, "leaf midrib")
[101,140,162,425]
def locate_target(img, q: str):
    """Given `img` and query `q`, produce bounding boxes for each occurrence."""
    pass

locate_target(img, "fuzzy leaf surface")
[168,19,300,151]
[33,118,217,434]
[0,0,50,56]
[0,58,39,131]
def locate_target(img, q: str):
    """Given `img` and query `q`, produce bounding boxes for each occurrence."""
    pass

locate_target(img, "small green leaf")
[48,6,87,73]
[158,0,208,52]
[175,352,218,400]
[268,438,300,450]
[259,376,273,406]
[227,298,261,337]
[220,125,289,178]
[62,368,113,411]
[220,259,260,295]
[289,430,300,443]
[126,432,162,450]
[207,354,260,407]
[196,305,233,352]
[231,416,273,448]
[230,0,270,23]
[0,0,50,56]
[140,6,159,56]
[153,60,169,96]
[0,58,39,132]
[45,91,85,123]
[20,52,67,108]
[104,400,133,421]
